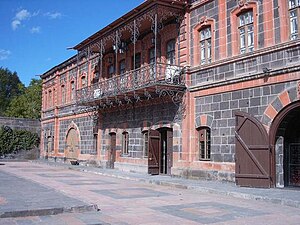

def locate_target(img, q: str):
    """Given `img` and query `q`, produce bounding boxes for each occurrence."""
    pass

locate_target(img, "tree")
[0,67,24,116]
[4,79,42,119]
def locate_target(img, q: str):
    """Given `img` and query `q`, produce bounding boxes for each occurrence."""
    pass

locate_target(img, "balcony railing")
[76,63,185,105]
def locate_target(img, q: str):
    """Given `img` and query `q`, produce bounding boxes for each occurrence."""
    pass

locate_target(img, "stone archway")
[270,101,300,188]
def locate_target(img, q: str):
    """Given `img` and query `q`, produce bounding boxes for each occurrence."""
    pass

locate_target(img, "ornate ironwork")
[76,63,185,107]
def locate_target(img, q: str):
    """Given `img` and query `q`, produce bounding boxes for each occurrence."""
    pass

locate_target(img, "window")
[44,92,47,109]
[289,0,300,40]
[198,127,211,160]
[81,76,87,88]
[132,53,141,70]
[166,39,176,64]
[93,134,98,153]
[48,90,52,108]
[199,27,212,65]
[122,131,129,155]
[238,11,254,53]
[108,64,114,78]
[61,85,66,104]
[149,48,155,64]
[119,59,126,75]
[70,81,75,101]
[142,131,149,157]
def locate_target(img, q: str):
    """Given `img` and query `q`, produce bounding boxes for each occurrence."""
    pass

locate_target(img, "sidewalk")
[0,168,98,218]
[34,160,300,209]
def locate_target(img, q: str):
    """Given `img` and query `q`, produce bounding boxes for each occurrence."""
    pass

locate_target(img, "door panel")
[109,133,116,169]
[148,129,160,175]
[235,111,271,188]
[65,128,79,159]
[167,130,173,175]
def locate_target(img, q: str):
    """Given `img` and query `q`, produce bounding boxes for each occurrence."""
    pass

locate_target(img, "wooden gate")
[148,129,160,175]
[235,111,271,188]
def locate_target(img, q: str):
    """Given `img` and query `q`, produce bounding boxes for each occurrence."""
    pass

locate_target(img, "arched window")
[81,76,87,88]
[61,85,66,104]
[289,0,300,40]
[197,127,211,160]
[199,27,212,65]
[238,11,254,53]
[48,90,52,108]
[70,81,75,101]
[122,131,129,155]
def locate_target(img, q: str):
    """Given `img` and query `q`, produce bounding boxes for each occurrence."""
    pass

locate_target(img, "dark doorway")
[275,106,300,187]
[158,128,173,175]
[148,128,173,175]
[108,133,116,169]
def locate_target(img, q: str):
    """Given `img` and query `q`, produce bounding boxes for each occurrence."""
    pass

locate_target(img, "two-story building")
[41,0,300,188]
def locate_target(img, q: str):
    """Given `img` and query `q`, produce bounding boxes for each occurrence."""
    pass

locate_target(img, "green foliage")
[0,126,40,156]
[4,78,42,119]
[0,67,24,116]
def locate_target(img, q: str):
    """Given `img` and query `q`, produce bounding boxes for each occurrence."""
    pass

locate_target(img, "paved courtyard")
[0,161,300,224]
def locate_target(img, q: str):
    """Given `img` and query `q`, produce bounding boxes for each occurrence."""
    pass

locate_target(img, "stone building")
[41,0,300,188]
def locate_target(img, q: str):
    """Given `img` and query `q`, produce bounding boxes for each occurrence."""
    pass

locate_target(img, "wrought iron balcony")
[76,63,186,107]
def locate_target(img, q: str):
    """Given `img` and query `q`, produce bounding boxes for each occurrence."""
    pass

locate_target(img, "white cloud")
[0,49,11,60]
[11,9,39,31]
[30,26,41,34]
[11,20,21,30]
[44,12,62,19]
[15,9,31,20]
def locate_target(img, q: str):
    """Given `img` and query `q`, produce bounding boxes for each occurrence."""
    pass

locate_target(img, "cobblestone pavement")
[0,161,300,225]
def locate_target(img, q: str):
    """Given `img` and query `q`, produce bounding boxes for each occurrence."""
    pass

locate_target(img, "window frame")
[70,80,75,101]
[81,75,87,88]
[238,10,254,54]
[199,26,212,65]
[230,2,258,56]
[119,59,126,75]
[61,85,66,105]
[193,17,215,66]
[197,127,211,161]
[48,90,52,108]
[122,131,129,155]
[289,0,300,40]
[132,53,141,70]
[166,39,176,65]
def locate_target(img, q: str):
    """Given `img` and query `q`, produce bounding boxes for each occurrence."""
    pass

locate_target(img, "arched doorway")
[270,101,300,188]
[65,127,80,159]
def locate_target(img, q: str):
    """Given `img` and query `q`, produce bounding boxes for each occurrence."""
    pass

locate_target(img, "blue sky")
[0,0,143,86]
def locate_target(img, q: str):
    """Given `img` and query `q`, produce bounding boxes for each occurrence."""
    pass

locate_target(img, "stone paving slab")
[1,161,300,225]
[0,170,98,218]
[33,160,300,209]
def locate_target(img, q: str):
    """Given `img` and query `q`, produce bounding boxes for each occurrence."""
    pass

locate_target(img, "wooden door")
[235,111,271,188]
[167,129,173,175]
[148,129,160,175]
[109,133,116,169]
[65,128,79,159]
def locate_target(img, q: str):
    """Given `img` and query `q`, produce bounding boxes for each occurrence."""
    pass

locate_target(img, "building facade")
[41,0,300,188]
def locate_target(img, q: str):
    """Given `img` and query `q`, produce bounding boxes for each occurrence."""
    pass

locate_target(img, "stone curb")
[0,204,99,218]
